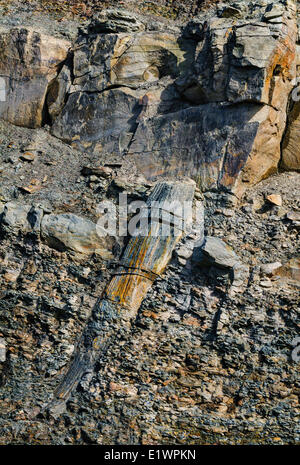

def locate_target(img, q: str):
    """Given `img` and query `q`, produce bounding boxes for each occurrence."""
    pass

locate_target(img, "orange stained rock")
[104,181,195,313]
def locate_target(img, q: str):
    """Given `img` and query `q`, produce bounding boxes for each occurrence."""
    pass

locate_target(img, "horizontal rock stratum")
[0,1,299,196]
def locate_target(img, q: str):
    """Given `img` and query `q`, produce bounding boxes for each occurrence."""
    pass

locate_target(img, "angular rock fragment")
[286,211,300,226]
[193,236,239,269]
[193,236,249,294]
[127,7,296,195]
[260,262,283,276]
[81,166,113,178]
[266,194,282,206]
[220,6,243,19]
[282,100,300,171]
[0,338,6,363]
[263,4,285,22]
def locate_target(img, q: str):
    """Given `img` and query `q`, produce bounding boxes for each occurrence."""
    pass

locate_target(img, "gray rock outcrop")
[0,26,70,128]
[49,2,297,196]
[41,213,115,258]
[0,202,43,234]
[0,2,297,196]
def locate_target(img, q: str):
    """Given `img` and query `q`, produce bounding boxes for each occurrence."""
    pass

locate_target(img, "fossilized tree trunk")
[51,180,196,406]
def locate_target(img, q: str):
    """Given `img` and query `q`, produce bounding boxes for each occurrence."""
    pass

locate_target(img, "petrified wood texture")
[52,180,196,404]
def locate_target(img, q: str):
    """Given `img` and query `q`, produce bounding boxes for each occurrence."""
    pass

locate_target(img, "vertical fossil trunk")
[51,180,195,405]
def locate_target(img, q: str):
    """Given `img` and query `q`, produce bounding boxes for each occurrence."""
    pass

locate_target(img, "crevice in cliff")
[123,117,141,156]
[226,99,279,112]
[278,83,297,171]
[42,50,74,127]
[73,83,140,95]
[41,88,53,127]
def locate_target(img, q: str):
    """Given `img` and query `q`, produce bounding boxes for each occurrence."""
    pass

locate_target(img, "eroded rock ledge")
[0,1,299,198]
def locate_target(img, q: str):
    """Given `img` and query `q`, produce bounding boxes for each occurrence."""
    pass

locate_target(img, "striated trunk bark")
[50,180,195,408]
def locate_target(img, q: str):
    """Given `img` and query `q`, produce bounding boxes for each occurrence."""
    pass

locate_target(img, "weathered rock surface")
[46,2,297,196]
[0,2,298,195]
[274,257,300,282]
[260,261,283,275]
[0,167,298,445]
[282,100,300,171]
[0,202,43,234]
[89,8,146,34]
[0,26,70,128]
[41,213,115,258]
[0,200,116,259]
[193,236,249,294]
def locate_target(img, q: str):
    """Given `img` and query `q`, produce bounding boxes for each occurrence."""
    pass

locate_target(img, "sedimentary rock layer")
[0,2,298,196]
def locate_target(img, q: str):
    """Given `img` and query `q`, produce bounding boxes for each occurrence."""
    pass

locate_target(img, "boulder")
[89,9,145,34]
[193,236,240,269]
[51,28,194,149]
[41,213,115,258]
[193,236,249,293]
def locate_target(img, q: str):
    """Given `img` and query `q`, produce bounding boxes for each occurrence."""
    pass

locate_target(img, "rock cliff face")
[0,0,299,445]
[0,27,70,128]
[0,1,299,195]
[49,1,298,196]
